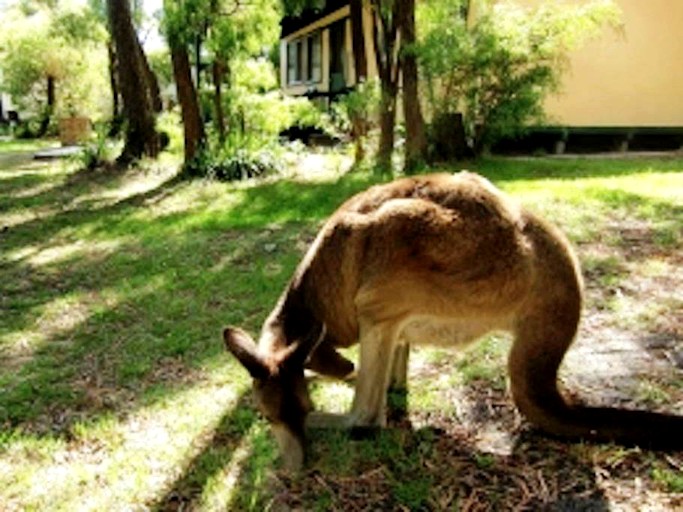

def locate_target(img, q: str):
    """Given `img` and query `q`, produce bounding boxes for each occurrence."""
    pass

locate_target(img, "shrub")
[73,123,116,170]
[13,118,46,139]
[224,58,328,137]
[156,110,184,155]
[417,0,621,155]
[330,78,381,164]
[182,134,283,181]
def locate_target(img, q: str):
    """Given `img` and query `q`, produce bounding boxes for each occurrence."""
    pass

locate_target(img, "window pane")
[296,40,303,82]
[311,32,322,82]
[287,42,297,84]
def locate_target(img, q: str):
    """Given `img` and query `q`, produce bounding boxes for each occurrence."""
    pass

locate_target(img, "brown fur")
[224,172,683,471]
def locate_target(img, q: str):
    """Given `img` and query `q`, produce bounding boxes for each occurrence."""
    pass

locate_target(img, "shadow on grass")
[238,423,611,511]
[1,152,680,508]
[0,161,372,435]
[145,387,609,511]
[2,155,679,427]
[150,390,275,511]
[585,188,683,239]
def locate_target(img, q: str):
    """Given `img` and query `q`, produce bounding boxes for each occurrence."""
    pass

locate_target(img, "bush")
[182,134,283,181]
[417,0,621,155]
[13,118,45,139]
[75,124,114,170]
[156,110,184,155]
[224,58,329,137]
[330,78,381,163]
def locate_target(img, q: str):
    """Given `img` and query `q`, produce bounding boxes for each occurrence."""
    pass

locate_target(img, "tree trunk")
[106,40,125,136]
[195,34,203,90]
[39,75,56,136]
[371,0,400,174]
[350,0,367,82]
[350,0,368,166]
[171,45,205,164]
[107,0,159,164]
[107,41,120,118]
[398,0,427,174]
[135,36,163,112]
[377,84,397,171]
[431,111,472,161]
[212,59,227,144]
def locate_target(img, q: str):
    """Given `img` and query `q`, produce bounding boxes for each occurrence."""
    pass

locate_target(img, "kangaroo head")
[223,326,315,471]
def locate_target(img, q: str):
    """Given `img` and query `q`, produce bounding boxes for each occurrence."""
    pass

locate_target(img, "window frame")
[286,30,323,86]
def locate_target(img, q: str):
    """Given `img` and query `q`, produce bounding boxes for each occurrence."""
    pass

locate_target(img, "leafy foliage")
[281,0,325,16]
[331,78,381,135]
[225,58,325,135]
[74,123,116,170]
[182,133,283,181]
[417,0,622,154]
[184,56,325,180]
[0,3,109,120]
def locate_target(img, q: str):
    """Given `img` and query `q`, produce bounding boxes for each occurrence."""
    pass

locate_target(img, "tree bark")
[135,36,163,112]
[349,0,369,165]
[350,0,367,82]
[371,0,400,173]
[377,84,397,171]
[107,0,159,164]
[38,75,56,136]
[171,45,205,164]
[107,41,120,118]
[398,0,427,173]
[212,58,227,144]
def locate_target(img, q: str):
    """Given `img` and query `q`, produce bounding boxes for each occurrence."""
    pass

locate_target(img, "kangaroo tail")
[510,318,683,450]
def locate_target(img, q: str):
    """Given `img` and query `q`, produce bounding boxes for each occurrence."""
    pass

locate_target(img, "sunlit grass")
[1,149,681,509]
[1,373,249,510]
[0,138,59,154]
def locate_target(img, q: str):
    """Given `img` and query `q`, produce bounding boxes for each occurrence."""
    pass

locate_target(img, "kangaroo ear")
[223,327,270,380]
[280,322,327,368]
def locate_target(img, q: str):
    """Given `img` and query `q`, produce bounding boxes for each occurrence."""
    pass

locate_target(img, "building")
[280,0,375,104]
[279,0,683,152]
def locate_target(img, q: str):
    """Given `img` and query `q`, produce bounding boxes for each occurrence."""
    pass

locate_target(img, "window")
[287,31,322,85]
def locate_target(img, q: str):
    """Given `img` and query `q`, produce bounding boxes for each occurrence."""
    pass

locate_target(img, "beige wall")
[515,0,683,127]
[282,0,682,127]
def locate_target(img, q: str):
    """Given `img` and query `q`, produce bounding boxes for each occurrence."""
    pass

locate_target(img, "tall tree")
[136,36,163,113]
[163,0,279,163]
[371,0,400,173]
[349,0,368,164]
[107,0,159,164]
[398,0,427,173]
[1,3,109,133]
[171,43,205,163]
[350,0,367,81]
[106,41,121,120]
[212,58,228,143]
[163,0,206,164]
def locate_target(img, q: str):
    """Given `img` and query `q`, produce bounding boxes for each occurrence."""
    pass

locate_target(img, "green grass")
[0,137,59,153]
[1,150,682,510]
[653,465,683,493]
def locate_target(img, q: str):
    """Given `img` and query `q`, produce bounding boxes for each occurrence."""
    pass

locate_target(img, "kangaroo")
[223,172,683,471]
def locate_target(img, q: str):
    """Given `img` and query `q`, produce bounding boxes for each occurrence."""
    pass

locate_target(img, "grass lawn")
[0,137,60,154]
[1,148,681,510]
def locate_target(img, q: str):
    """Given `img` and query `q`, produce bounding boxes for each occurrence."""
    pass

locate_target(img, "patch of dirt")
[566,230,683,411]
